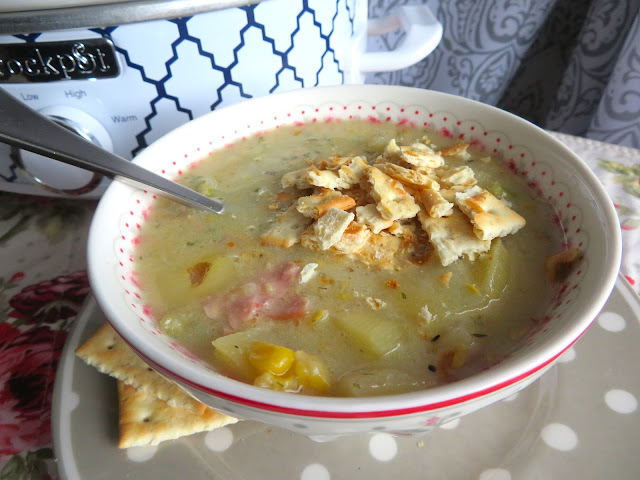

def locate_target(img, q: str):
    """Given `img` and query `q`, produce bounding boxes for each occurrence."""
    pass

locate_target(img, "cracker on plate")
[117,382,237,449]
[75,322,206,414]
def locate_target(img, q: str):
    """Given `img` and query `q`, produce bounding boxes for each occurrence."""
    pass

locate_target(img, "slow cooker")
[0,0,442,196]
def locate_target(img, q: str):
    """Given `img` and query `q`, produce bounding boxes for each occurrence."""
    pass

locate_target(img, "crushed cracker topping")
[262,138,527,268]
[385,279,400,289]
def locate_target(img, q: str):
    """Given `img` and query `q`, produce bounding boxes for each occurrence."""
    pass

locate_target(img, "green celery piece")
[193,176,217,198]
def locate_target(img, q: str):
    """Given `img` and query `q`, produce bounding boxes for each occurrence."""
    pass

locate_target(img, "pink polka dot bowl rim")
[88,85,621,437]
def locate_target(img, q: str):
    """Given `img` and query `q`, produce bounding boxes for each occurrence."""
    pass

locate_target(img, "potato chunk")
[474,238,511,296]
[212,330,261,381]
[333,310,403,357]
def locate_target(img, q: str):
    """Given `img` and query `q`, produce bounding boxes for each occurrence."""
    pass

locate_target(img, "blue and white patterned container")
[0,0,441,196]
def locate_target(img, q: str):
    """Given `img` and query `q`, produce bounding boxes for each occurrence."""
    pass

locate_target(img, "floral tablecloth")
[0,132,638,480]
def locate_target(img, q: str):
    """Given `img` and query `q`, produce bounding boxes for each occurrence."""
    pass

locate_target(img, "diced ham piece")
[262,295,309,320]
[203,262,308,333]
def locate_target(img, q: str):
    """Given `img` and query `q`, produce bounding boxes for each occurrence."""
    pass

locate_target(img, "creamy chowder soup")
[135,119,568,397]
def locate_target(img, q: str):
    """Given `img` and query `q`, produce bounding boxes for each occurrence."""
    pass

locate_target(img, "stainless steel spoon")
[0,88,224,214]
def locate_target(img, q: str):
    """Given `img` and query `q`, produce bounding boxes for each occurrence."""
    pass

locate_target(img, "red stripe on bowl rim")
[121,328,584,420]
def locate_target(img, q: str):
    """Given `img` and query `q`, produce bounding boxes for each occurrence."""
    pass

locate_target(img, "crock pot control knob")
[14,105,113,196]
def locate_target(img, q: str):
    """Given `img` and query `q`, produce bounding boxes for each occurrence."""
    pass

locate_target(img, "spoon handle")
[0,88,224,214]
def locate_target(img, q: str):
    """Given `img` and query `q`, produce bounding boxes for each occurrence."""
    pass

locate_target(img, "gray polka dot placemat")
[53,279,640,480]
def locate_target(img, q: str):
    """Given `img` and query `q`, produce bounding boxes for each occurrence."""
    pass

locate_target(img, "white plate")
[52,278,640,480]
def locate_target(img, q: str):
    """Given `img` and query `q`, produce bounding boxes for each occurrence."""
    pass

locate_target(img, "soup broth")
[135,119,563,397]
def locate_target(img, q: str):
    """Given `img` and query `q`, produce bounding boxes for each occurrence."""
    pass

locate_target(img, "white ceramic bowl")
[88,85,621,437]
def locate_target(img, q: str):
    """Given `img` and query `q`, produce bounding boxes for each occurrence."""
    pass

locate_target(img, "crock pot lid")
[0,0,262,35]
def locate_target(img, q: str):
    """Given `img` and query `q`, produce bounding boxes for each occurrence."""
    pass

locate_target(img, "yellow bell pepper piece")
[253,371,299,392]
[248,341,295,376]
[293,351,331,394]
